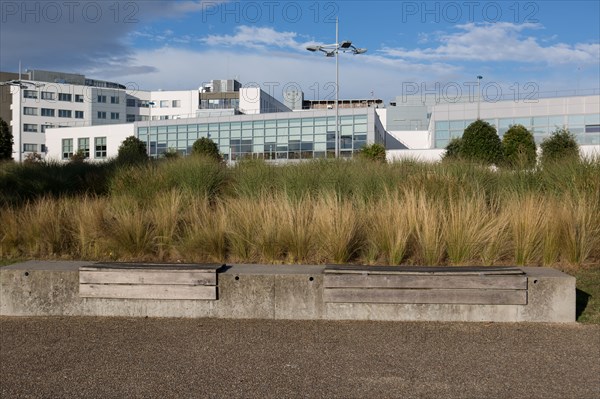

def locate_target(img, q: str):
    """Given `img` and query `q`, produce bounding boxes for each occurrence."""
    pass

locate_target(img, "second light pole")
[306,17,367,158]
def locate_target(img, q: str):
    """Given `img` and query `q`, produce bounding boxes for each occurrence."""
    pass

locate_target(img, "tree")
[358,143,386,163]
[540,128,579,165]
[460,120,503,165]
[502,124,537,168]
[443,137,463,161]
[117,136,148,165]
[0,117,13,161]
[192,137,221,161]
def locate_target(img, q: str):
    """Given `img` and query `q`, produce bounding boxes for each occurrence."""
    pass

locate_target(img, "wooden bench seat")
[323,265,528,305]
[79,263,223,300]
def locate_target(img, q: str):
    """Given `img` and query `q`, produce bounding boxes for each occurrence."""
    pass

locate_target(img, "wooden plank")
[80,263,223,272]
[324,265,524,275]
[324,275,527,290]
[323,288,527,305]
[79,284,217,300]
[79,270,216,286]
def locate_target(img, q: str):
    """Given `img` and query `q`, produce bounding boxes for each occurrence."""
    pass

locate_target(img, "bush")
[0,118,13,161]
[502,124,537,168]
[117,136,148,165]
[192,137,221,161]
[443,137,463,161]
[70,149,87,164]
[358,143,386,163]
[460,120,503,165]
[540,128,579,166]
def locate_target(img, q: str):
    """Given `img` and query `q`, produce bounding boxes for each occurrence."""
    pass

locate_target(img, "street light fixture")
[476,75,483,120]
[306,17,367,158]
[0,79,45,162]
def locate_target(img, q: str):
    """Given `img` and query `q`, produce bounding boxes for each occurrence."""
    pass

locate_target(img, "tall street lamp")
[0,79,45,162]
[476,75,483,120]
[306,17,367,158]
[147,100,155,156]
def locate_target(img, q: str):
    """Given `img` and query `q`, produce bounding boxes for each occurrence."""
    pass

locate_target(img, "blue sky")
[1,1,599,102]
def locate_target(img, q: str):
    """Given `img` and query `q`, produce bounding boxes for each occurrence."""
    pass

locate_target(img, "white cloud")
[380,22,600,65]
[200,26,305,50]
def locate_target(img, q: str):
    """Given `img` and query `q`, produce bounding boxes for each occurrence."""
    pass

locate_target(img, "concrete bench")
[323,265,528,305]
[79,263,223,300]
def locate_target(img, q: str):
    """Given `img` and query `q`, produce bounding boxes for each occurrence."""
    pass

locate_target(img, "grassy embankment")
[1,157,599,321]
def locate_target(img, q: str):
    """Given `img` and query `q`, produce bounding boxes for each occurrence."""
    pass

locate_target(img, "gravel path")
[1,317,599,399]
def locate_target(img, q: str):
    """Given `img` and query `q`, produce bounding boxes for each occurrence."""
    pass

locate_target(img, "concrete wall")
[0,261,575,323]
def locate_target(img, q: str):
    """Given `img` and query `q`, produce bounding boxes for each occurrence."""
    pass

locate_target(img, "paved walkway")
[1,317,599,398]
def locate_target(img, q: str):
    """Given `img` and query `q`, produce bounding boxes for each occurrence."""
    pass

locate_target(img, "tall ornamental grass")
[1,156,599,267]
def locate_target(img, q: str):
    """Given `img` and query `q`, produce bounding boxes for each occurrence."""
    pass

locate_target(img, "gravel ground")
[1,317,599,399]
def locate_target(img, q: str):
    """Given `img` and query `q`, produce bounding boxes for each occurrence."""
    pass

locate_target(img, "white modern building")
[383,92,600,162]
[1,70,290,162]
[46,107,387,162]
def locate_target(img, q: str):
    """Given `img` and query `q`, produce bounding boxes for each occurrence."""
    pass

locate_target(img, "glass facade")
[137,112,371,161]
[434,113,600,148]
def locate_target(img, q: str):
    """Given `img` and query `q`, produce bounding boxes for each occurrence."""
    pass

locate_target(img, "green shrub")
[540,128,579,166]
[502,124,537,168]
[117,136,148,165]
[460,120,503,165]
[443,137,463,161]
[192,137,222,161]
[358,143,386,163]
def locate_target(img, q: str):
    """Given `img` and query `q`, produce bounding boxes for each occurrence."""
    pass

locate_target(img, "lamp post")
[147,100,155,156]
[476,75,483,120]
[0,79,44,162]
[306,17,366,158]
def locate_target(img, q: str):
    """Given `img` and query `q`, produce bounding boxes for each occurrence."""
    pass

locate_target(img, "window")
[126,114,136,122]
[126,98,136,107]
[97,95,106,103]
[23,143,37,152]
[41,91,55,100]
[160,100,169,108]
[78,138,90,158]
[23,124,38,132]
[172,100,181,108]
[41,144,47,153]
[62,139,73,160]
[24,90,37,99]
[58,109,72,118]
[23,107,37,115]
[110,112,120,120]
[75,94,84,103]
[41,124,53,133]
[586,124,600,133]
[97,111,107,119]
[75,111,84,119]
[41,108,55,117]
[110,96,120,104]
[95,137,107,158]
[58,93,72,101]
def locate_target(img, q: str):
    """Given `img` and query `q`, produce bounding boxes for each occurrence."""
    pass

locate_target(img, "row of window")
[23,107,84,119]
[97,112,120,120]
[23,90,85,102]
[126,99,181,108]
[97,95,120,104]
[22,90,124,104]
[23,123,73,133]
[23,143,47,152]
[433,114,600,149]
[62,137,106,160]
